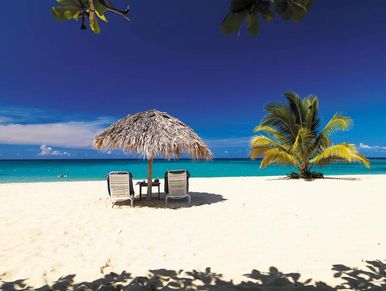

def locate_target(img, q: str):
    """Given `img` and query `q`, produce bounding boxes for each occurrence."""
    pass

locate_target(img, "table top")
[137,180,160,186]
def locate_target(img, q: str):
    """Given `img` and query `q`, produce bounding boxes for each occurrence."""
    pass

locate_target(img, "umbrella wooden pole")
[147,158,153,199]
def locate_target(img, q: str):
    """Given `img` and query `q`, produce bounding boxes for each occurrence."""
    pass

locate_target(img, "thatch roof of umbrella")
[94,109,212,196]
[94,109,212,159]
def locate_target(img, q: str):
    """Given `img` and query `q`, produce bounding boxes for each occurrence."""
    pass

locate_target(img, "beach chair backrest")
[167,171,187,197]
[109,172,130,198]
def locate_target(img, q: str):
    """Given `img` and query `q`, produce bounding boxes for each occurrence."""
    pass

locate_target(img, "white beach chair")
[165,170,191,205]
[107,171,134,208]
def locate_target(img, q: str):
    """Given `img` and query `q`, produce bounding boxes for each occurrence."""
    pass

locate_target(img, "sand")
[0,175,385,289]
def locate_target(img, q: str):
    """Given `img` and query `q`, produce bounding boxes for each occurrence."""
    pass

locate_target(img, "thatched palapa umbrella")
[94,109,213,197]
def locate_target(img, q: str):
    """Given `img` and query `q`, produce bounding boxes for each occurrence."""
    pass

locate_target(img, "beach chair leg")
[130,197,134,208]
[106,196,113,208]
[166,196,169,205]
[187,195,191,204]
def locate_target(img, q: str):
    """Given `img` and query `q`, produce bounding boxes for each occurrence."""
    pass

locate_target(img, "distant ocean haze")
[0,159,383,183]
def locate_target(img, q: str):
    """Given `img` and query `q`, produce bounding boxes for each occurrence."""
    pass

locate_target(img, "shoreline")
[0,172,383,184]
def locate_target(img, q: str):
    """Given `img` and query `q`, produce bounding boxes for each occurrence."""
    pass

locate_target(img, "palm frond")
[250,146,272,159]
[261,103,297,142]
[310,143,370,168]
[311,133,332,156]
[321,114,352,137]
[284,91,306,128]
[253,125,280,135]
[260,148,299,169]
[251,135,289,152]
[253,125,291,145]
[311,113,352,156]
[304,96,320,135]
[291,127,313,159]
[250,135,291,160]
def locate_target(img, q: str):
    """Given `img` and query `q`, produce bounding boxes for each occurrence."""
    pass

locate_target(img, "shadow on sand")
[114,192,226,209]
[1,260,385,290]
[323,177,361,181]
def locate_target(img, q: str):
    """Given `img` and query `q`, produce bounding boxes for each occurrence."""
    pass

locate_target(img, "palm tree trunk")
[147,158,153,199]
[299,155,310,178]
[300,165,310,178]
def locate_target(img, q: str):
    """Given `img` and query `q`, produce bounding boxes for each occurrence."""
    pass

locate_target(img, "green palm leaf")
[284,91,306,128]
[262,102,297,142]
[250,135,291,160]
[311,133,332,156]
[312,113,351,156]
[253,125,291,144]
[251,135,289,151]
[310,143,370,168]
[260,148,299,169]
[291,127,313,159]
[321,114,352,137]
[250,146,272,160]
[304,96,320,134]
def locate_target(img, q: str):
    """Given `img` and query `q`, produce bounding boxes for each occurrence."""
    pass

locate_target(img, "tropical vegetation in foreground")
[250,92,370,179]
[51,0,312,35]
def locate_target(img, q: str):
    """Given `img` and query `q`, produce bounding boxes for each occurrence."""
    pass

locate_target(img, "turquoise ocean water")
[0,159,385,183]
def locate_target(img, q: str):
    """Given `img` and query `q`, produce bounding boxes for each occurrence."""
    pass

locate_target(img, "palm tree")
[250,92,370,178]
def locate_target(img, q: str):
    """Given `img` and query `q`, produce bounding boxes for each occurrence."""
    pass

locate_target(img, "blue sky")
[1,0,386,158]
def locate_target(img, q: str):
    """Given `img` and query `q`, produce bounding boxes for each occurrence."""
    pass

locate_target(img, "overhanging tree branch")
[99,0,130,21]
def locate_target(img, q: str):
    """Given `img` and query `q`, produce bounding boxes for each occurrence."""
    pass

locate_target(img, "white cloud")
[38,144,70,156]
[0,105,115,148]
[359,143,372,150]
[0,119,108,148]
[359,143,386,151]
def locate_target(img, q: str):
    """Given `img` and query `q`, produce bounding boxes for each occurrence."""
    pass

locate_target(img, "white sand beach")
[0,175,385,289]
